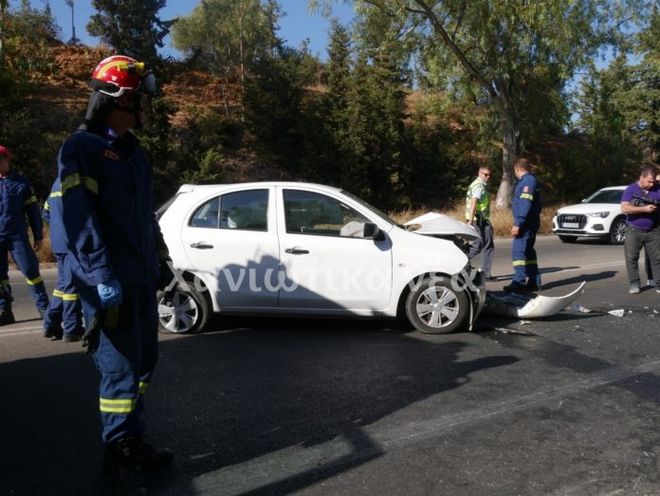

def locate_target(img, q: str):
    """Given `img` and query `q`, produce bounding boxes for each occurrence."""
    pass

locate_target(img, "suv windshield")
[584,189,623,204]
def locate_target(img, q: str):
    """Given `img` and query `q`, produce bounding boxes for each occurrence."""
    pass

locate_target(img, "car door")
[276,187,392,312]
[181,187,280,308]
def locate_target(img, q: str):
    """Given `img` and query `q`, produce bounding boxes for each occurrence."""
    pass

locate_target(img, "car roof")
[176,181,343,194]
[596,186,626,191]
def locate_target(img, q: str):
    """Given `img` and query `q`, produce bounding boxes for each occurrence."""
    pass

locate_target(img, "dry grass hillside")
[25,44,561,265]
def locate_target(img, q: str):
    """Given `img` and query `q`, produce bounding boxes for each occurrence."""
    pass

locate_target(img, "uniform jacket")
[42,179,67,254]
[0,171,43,240]
[512,172,541,229]
[55,127,167,287]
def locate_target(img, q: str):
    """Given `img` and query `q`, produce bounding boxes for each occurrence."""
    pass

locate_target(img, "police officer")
[0,144,49,323]
[53,55,172,494]
[465,166,495,279]
[504,158,542,292]
[41,182,84,341]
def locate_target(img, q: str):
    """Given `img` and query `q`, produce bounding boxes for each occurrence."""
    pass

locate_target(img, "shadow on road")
[0,321,518,495]
[541,270,617,290]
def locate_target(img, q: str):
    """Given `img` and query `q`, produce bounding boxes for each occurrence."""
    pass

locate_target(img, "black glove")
[158,259,176,291]
[82,309,103,355]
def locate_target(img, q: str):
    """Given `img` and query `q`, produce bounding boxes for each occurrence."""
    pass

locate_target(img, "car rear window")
[190,189,269,231]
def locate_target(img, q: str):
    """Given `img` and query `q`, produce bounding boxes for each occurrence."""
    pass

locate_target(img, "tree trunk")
[495,100,518,210]
[0,2,5,69]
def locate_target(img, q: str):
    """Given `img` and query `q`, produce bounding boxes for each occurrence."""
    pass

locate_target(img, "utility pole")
[65,0,79,45]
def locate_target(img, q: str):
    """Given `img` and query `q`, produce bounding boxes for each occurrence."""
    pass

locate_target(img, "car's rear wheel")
[609,217,626,245]
[157,287,210,334]
[405,276,469,334]
[558,235,577,243]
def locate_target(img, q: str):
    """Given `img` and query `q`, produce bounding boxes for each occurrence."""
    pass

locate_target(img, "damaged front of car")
[381,212,487,334]
[403,212,587,324]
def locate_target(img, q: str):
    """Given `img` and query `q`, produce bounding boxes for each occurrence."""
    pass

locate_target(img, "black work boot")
[133,438,174,471]
[102,439,148,496]
[63,333,82,343]
[0,307,15,326]
[43,325,63,340]
[502,281,529,293]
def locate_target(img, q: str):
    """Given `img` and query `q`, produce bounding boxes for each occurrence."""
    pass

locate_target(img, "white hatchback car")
[552,186,627,244]
[157,182,486,335]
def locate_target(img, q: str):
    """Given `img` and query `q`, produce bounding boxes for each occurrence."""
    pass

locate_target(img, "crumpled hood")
[404,212,481,241]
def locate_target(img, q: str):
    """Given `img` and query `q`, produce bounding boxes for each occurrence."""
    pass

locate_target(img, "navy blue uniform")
[0,172,49,312]
[511,172,542,286]
[55,127,167,443]
[42,183,83,339]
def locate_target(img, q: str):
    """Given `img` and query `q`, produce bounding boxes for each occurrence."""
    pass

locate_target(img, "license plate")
[562,222,579,228]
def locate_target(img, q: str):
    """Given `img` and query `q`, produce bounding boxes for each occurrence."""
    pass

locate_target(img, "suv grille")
[558,214,587,229]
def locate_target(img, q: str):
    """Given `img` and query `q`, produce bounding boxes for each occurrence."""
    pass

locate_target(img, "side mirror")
[363,222,385,241]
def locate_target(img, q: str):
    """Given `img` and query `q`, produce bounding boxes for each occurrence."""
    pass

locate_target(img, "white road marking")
[0,325,43,337]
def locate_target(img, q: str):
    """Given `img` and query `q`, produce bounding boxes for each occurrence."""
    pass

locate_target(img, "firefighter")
[41,182,84,341]
[0,144,49,323]
[504,158,542,292]
[52,55,173,494]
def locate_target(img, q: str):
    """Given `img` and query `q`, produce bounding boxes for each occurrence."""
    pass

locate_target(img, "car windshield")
[583,189,623,204]
[340,190,396,226]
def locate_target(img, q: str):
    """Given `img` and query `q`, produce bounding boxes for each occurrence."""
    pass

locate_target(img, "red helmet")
[90,55,156,97]
[0,145,11,159]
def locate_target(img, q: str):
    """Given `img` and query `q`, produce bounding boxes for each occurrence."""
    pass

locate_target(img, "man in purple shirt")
[621,165,660,294]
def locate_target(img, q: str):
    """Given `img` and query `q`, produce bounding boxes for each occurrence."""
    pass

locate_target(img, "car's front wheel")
[609,217,626,245]
[157,287,210,334]
[405,276,469,334]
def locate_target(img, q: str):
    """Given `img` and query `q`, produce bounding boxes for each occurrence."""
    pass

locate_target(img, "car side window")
[189,197,220,228]
[190,190,269,231]
[283,189,371,238]
[220,190,268,231]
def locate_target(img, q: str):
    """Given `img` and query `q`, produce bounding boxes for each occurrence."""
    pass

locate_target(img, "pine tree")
[87,0,173,65]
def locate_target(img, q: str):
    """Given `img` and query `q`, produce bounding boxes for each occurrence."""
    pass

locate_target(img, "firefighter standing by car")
[504,158,542,293]
[52,55,173,494]
[0,144,50,324]
[41,181,84,341]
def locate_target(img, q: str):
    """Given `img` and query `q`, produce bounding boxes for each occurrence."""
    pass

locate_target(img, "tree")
[2,0,58,73]
[172,0,279,113]
[575,7,659,171]
[87,0,174,65]
[618,6,660,162]
[0,0,7,67]
[313,0,647,207]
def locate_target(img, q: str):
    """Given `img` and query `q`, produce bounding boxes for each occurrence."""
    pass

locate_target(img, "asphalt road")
[2,236,660,496]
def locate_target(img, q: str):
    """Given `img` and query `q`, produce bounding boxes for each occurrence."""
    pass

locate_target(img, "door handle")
[190,242,214,249]
[285,247,309,255]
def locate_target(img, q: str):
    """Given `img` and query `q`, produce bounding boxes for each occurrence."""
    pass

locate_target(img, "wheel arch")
[395,271,454,319]
[177,269,216,311]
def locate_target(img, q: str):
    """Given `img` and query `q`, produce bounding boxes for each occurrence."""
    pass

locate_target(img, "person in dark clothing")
[643,172,660,289]
[0,144,49,324]
[41,183,84,341]
[503,158,542,293]
[51,55,173,495]
[621,165,660,294]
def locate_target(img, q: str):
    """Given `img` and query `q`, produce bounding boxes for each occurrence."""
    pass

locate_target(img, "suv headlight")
[587,211,610,218]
